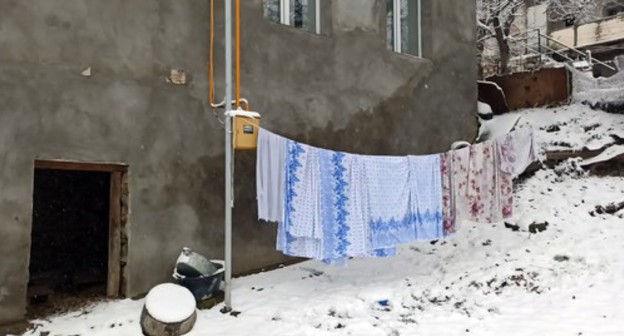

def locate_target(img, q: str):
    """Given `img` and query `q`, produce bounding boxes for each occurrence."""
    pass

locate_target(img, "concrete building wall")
[0,0,476,324]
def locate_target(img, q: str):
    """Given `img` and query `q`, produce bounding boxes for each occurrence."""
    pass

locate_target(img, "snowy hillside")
[16,105,624,336]
[480,103,624,152]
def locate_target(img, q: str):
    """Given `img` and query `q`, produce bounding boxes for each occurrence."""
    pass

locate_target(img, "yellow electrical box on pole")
[231,109,261,150]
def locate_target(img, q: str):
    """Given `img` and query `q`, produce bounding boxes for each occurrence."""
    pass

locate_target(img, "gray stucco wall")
[0,0,476,324]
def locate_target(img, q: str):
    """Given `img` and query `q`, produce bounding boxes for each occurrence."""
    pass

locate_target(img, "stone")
[528,222,549,233]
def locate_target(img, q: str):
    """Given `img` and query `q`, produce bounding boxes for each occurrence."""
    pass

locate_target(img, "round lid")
[145,283,196,323]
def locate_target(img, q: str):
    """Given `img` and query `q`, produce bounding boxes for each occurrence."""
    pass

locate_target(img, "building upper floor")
[524,0,624,50]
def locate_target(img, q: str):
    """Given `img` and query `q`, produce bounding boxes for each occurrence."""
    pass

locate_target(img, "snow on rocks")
[581,145,624,167]
[478,101,493,117]
[489,103,624,152]
[572,68,624,107]
[477,112,520,142]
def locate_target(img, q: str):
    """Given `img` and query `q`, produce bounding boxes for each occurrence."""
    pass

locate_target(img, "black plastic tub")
[173,260,225,301]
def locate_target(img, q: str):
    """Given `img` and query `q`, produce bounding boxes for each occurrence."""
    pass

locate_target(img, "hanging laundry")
[408,154,444,240]
[256,128,287,223]
[496,126,541,178]
[364,155,413,250]
[279,139,395,263]
[363,153,445,250]
[340,153,370,258]
[451,139,508,225]
[279,140,322,259]
[448,127,540,228]
[495,127,542,219]
[440,152,456,236]
[257,127,537,264]
[338,154,397,259]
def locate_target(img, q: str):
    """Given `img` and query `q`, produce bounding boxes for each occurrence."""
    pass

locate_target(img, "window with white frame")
[264,0,321,34]
[387,0,422,57]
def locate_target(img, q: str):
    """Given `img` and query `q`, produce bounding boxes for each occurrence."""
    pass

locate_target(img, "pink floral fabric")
[445,127,539,228]
[449,139,511,227]
[496,127,540,177]
[500,171,514,218]
[440,152,455,236]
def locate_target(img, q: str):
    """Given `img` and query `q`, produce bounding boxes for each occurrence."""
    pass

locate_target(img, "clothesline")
[257,126,541,264]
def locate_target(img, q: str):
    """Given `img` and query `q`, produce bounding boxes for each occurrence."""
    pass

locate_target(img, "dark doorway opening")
[27,160,127,319]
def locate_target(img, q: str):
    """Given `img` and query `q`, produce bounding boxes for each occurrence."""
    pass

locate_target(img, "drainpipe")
[223,0,234,313]
[417,0,422,57]
[393,0,401,52]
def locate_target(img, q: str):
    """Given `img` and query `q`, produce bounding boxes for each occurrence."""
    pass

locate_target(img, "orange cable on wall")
[235,0,241,109]
[208,0,216,110]
[208,0,249,111]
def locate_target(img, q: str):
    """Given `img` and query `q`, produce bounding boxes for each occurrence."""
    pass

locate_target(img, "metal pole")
[393,0,401,53]
[417,0,422,57]
[537,30,542,65]
[223,0,233,313]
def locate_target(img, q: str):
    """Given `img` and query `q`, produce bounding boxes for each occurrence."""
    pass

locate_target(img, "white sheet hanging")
[256,128,287,223]
[408,154,444,240]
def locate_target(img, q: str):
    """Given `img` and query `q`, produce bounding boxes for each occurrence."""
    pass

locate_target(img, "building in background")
[523,0,624,76]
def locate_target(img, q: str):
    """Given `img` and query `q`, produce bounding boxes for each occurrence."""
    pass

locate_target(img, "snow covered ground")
[572,68,624,107]
[18,164,624,335]
[16,102,624,336]
[481,103,624,151]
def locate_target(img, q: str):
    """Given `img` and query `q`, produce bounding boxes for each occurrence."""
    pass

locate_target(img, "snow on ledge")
[581,145,624,167]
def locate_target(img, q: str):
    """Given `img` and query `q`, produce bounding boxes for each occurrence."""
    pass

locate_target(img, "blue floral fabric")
[408,154,444,240]
[278,140,321,259]
[363,155,415,250]
[267,132,443,264]
[364,154,444,249]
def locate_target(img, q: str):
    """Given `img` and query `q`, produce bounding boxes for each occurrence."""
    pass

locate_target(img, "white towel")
[256,128,286,223]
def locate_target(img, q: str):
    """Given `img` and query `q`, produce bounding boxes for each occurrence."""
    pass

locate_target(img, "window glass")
[264,0,319,34]
[387,0,422,57]
[264,0,280,24]
[291,0,317,33]
[386,0,395,50]
[402,0,420,57]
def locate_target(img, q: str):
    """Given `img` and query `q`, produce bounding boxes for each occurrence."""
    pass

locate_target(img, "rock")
[593,201,624,215]
[553,255,570,262]
[546,124,561,133]
[504,222,520,232]
[528,222,549,233]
